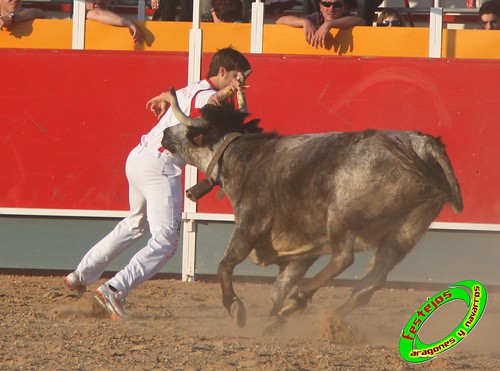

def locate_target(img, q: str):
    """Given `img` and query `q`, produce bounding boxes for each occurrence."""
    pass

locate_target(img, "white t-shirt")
[140,79,217,151]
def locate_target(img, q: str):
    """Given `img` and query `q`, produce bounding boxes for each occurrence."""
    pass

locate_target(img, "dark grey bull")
[162,88,463,334]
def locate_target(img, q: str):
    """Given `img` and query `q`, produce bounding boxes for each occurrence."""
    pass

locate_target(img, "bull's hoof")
[279,293,308,318]
[230,299,247,328]
[262,316,286,336]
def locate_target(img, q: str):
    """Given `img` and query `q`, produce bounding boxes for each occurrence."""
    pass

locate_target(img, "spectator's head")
[376,8,405,27]
[479,1,500,30]
[207,47,251,78]
[85,0,111,10]
[211,0,243,23]
[318,0,347,21]
[1,0,23,13]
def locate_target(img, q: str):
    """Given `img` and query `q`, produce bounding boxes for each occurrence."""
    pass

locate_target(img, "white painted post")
[182,0,203,282]
[250,0,264,53]
[138,0,146,21]
[428,6,443,58]
[72,0,86,50]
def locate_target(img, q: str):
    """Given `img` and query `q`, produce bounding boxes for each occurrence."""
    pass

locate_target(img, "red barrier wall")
[1,49,499,225]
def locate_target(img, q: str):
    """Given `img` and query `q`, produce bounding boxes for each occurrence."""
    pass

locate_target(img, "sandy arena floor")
[0,274,499,370]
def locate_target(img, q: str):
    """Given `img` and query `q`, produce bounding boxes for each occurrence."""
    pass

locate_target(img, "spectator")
[85,0,144,43]
[0,0,45,30]
[356,0,382,26]
[376,8,405,27]
[479,0,500,30]
[276,0,364,48]
[211,0,243,22]
[151,0,194,22]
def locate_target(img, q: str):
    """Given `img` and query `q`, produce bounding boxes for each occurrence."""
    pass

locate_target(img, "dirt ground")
[0,274,499,370]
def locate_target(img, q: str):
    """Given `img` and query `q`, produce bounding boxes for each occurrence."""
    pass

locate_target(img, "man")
[85,0,143,43]
[276,0,365,48]
[64,47,251,320]
[479,1,500,30]
[0,0,44,30]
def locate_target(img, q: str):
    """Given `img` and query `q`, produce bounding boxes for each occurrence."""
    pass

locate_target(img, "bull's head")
[163,87,262,150]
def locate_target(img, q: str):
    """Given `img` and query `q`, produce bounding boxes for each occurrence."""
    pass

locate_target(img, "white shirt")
[140,79,217,151]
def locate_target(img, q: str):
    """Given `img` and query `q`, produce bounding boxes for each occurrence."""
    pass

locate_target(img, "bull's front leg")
[217,227,256,328]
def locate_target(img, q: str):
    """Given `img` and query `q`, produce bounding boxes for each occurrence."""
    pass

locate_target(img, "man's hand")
[310,23,330,48]
[128,23,143,44]
[302,20,316,46]
[146,92,170,119]
[0,15,13,30]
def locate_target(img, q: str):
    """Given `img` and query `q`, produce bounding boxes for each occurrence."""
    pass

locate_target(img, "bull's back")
[225,130,461,253]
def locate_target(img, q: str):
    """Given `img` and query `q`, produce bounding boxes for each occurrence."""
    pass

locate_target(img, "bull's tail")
[427,137,463,213]
[380,133,463,213]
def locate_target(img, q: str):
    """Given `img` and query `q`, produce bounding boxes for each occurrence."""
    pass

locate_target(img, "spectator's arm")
[86,9,143,44]
[0,8,45,29]
[277,15,317,45]
[310,15,365,48]
[325,15,365,30]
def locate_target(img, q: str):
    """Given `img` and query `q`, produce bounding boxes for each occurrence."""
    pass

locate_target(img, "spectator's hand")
[0,15,13,30]
[128,23,144,44]
[302,20,316,46]
[146,94,169,119]
[310,23,330,48]
[151,0,159,9]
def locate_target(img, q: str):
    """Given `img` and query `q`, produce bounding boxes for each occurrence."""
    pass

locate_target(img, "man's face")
[219,68,241,89]
[481,13,500,30]
[1,0,22,13]
[319,0,346,22]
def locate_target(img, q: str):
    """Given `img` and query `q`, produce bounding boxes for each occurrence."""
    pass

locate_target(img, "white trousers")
[75,145,183,297]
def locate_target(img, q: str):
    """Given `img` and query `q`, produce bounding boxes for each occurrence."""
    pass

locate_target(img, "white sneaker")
[63,272,86,296]
[94,283,127,320]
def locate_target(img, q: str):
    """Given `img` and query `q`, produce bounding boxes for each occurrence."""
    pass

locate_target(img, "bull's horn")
[169,87,209,129]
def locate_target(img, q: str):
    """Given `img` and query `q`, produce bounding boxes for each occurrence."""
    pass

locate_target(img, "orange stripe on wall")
[2,20,500,59]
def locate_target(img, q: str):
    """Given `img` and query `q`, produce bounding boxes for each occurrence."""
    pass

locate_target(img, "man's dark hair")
[479,0,500,17]
[212,0,243,22]
[207,47,251,78]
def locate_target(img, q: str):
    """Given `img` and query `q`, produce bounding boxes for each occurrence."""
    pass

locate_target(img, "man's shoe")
[63,272,86,296]
[94,283,127,320]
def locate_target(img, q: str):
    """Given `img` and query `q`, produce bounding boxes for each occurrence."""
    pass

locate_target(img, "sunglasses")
[320,1,344,8]
[376,20,402,27]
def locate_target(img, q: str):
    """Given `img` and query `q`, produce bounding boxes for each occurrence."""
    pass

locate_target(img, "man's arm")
[276,15,317,45]
[311,15,365,48]
[0,8,45,29]
[86,9,143,43]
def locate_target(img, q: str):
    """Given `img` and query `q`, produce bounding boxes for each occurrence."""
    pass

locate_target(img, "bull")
[162,87,463,334]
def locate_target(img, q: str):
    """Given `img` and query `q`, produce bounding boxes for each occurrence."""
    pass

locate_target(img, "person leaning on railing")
[85,0,143,43]
[276,0,365,48]
[479,0,500,30]
[0,0,45,30]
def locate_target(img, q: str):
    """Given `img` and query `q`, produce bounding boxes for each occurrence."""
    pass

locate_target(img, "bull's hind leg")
[335,243,407,318]
[335,202,442,318]
[263,258,317,335]
[279,230,357,318]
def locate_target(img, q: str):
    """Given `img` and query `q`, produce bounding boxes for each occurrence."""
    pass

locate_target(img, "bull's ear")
[192,134,204,146]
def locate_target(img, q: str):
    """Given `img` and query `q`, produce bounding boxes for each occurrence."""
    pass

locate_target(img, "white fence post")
[250,0,264,53]
[182,0,203,282]
[138,0,146,21]
[429,2,443,58]
[72,0,86,49]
